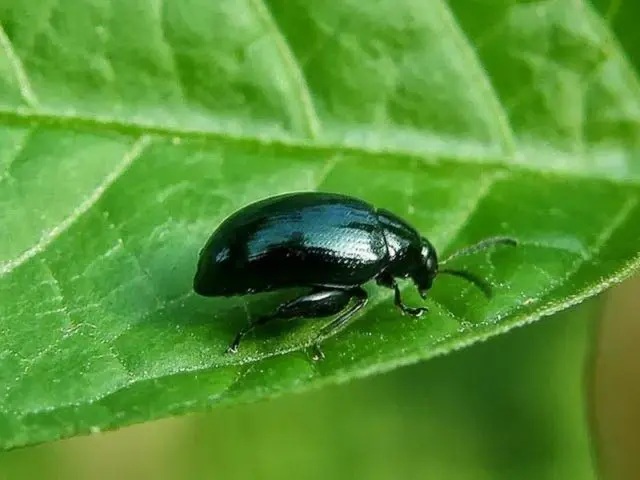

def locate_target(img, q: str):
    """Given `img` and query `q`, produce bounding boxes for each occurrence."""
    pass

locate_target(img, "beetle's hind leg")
[376,273,427,317]
[310,287,368,360]
[226,288,364,355]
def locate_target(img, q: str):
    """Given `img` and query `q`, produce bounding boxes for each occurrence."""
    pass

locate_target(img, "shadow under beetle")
[193,192,516,360]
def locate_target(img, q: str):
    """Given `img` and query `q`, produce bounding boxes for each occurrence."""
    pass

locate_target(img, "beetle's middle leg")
[376,273,427,317]
[310,286,368,360]
[226,288,359,354]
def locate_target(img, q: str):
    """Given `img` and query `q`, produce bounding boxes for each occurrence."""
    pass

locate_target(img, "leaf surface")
[0,0,639,449]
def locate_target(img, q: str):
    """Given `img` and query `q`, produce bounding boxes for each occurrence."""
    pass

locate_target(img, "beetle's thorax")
[376,209,439,294]
[376,208,423,275]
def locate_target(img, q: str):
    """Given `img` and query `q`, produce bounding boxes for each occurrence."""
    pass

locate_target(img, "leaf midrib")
[0,107,637,188]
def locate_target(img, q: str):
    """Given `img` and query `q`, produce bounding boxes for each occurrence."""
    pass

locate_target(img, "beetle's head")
[412,237,439,299]
[414,236,518,300]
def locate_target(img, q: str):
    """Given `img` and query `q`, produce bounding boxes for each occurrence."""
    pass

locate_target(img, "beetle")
[193,191,516,359]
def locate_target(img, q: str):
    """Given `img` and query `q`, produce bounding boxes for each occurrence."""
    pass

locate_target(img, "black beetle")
[193,192,516,359]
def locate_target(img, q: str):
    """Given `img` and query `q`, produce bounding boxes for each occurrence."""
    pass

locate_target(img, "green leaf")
[0,0,638,449]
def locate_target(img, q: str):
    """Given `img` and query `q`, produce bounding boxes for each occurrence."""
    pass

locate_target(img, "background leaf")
[0,0,639,449]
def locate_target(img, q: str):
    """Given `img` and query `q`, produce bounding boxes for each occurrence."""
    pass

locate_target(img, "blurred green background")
[0,295,599,479]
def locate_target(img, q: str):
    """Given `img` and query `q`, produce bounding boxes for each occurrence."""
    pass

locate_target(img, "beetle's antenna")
[439,268,493,298]
[441,236,517,264]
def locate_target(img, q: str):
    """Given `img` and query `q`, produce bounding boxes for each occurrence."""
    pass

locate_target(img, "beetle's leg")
[311,287,368,360]
[226,289,354,354]
[376,273,427,317]
[226,311,278,354]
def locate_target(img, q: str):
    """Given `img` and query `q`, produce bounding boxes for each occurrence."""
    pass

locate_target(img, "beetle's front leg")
[376,273,427,317]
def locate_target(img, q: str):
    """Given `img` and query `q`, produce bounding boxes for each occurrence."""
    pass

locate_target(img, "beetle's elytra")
[193,192,516,359]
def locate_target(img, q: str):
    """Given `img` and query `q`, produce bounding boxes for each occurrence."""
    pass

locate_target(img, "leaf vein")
[0,107,637,185]
[99,210,165,309]
[0,22,40,108]
[312,152,343,189]
[439,170,510,251]
[248,0,321,139]
[435,0,517,157]
[587,195,638,257]
[154,0,187,101]
[0,135,153,278]
[0,127,34,183]
[1,260,77,402]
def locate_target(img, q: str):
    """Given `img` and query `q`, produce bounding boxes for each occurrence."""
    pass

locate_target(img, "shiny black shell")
[193,192,420,296]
